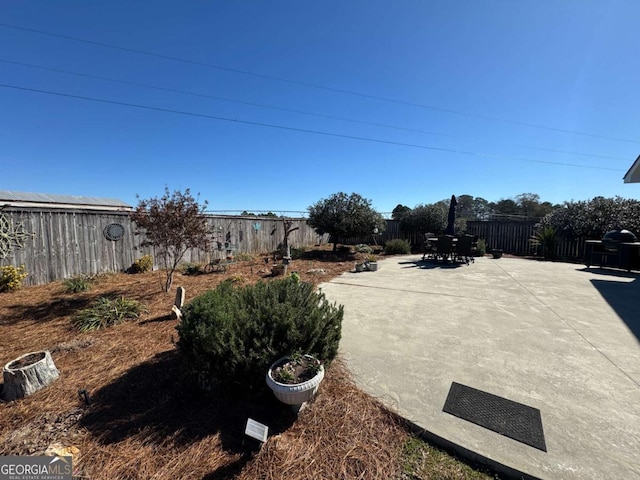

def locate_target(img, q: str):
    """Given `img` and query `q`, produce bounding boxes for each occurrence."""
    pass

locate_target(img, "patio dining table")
[425,236,476,263]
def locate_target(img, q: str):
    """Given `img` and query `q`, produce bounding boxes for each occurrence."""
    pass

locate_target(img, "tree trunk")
[2,351,60,401]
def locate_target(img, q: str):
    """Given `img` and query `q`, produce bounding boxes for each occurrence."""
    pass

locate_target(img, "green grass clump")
[400,435,499,479]
[63,275,93,293]
[384,238,412,255]
[72,296,147,332]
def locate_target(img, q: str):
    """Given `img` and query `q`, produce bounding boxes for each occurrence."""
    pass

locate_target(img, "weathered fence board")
[1,209,328,286]
[341,219,587,259]
[2,209,590,287]
[466,221,537,255]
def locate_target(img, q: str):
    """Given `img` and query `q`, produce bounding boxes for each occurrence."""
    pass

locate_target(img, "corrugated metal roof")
[0,190,132,209]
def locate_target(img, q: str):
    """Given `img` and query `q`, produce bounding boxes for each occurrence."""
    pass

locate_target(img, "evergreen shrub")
[182,263,203,275]
[177,276,343,392]
[128,254,153,273]
[290,246,307,259]
[474,239,487,256]
[355,244,373,254]
[384,239,412,255]
[530,226,558,259]
[0,265,28,292]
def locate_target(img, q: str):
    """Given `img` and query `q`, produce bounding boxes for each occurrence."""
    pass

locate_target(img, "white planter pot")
[355,263,365,272]
[266,356,325,406]
[367,262,378,271]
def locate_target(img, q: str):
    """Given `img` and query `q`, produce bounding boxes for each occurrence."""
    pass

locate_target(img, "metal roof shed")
[0,190,132,212]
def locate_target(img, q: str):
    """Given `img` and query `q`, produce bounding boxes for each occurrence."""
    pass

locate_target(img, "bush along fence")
[0,208,328,286]
[340,220,588,260]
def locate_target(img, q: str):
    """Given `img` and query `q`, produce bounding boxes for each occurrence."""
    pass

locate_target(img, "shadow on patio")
[589,271,640,342]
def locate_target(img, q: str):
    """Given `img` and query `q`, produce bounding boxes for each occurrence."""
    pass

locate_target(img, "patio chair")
[454,234,475,265]
[422,232,435,260]
[433,235,454,262]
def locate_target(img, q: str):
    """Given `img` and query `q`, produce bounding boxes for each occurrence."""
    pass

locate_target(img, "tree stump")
[2,351,60,401]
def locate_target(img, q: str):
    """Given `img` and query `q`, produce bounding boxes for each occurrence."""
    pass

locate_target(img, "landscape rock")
[306,268,327,275]
[44,443,81,464]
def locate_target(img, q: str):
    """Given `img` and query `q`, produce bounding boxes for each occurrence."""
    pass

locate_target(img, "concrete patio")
[319,255,640,479]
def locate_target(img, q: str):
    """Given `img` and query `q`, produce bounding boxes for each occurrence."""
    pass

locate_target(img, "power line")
[2,22,639,145]
[0,58,454,139]
[2,58,630,163]
[0,82,626,173]
[515,144,629,162]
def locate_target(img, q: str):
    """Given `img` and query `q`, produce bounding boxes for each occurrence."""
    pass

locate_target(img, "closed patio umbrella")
[445,195,457,235]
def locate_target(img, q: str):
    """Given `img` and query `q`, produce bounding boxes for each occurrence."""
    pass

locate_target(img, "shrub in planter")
[177,277,343,392]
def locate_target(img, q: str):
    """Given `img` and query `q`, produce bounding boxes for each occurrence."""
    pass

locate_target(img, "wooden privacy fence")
[341,220,588,259]
[465,221,537,255]
[2,208,590,286]
[466,221,587,258]
[1,208,327,286]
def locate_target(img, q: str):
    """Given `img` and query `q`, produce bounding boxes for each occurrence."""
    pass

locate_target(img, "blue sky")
[2,0,640,214]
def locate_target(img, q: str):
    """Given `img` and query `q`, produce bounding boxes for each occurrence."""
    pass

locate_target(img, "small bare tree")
[131,187,209,292]
[282,218,299,275]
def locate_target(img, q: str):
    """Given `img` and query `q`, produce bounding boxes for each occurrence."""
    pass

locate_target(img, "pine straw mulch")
[0,250,409,479]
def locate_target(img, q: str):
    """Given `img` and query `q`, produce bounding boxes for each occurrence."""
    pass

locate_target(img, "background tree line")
[305,192,640,245]
[392,193,558,223]
[390,193,559,236]
[132,189,640,284]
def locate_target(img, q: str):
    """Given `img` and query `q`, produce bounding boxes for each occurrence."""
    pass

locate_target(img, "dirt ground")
[0,248,408,479]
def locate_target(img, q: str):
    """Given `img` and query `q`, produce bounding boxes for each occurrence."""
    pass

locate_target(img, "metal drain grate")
[443,382,546,451]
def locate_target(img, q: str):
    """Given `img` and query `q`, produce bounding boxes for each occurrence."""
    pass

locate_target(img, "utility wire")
[0,82,625,172]
[1,58,630,163]
[2,22,639,145]
[515,144,629,162]
[0,59,454,139]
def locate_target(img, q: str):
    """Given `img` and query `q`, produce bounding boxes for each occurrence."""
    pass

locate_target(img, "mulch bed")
[0,249,407,479]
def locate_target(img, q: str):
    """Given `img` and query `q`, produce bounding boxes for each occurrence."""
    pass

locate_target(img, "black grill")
[602,229,637,252]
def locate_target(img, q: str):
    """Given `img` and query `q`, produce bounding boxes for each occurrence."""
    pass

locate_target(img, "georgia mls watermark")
[0,456,72,480]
